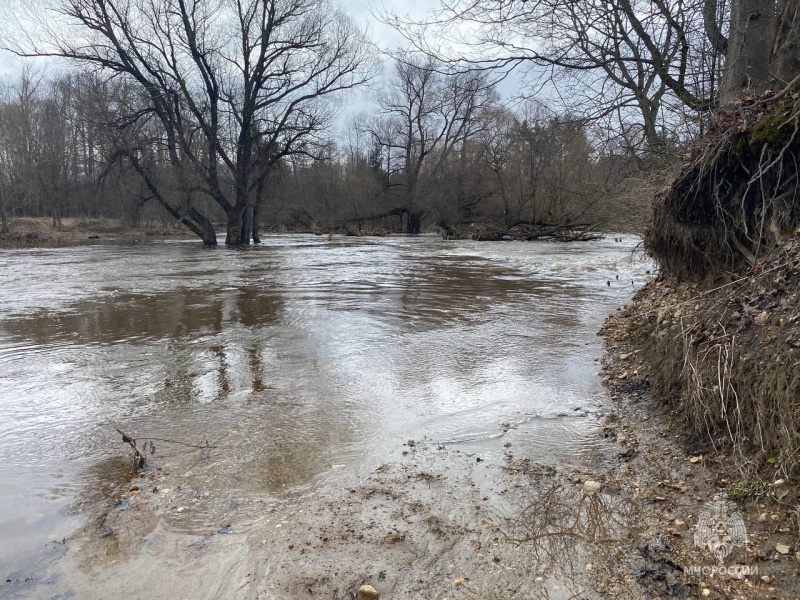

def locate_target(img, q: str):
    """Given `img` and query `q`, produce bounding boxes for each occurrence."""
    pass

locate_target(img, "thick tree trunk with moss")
[721,0,775,103]
[773,0,800,85]
[715,0,800,104]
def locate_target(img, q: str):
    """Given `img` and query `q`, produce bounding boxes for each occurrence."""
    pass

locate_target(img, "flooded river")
[0,234,650,598]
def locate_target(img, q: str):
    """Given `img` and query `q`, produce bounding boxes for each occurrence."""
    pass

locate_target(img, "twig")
[106,419,146,469]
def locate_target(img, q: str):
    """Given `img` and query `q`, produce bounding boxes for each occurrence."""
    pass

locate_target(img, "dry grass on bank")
[0,217,192,247]
[604,238,800,477]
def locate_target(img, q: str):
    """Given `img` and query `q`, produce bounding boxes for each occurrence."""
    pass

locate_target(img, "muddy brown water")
[0,234,650,597]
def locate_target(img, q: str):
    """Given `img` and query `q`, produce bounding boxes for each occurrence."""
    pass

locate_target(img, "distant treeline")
[0,65,670,242]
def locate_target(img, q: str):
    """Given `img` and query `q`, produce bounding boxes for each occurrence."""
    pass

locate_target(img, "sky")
[0,0,442,78]
[0,0,522,129]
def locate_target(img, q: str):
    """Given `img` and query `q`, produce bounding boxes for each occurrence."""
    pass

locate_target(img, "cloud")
[0,50,20,78]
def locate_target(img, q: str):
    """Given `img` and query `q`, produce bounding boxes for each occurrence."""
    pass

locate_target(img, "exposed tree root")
[646,91,800,278]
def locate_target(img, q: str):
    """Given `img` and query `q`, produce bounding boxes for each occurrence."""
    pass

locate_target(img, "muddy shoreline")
[8,357,796,599]
[598,289,800,599]
[0,217,196,248]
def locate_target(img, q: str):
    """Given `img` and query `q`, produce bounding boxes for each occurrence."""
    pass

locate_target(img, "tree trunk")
[406,211,423,234]
[252,202,262,244]
[252,175,266,245]
[187,207,218,246]
[773,0,800,86]
[0,198,8,235]
[721,0,776,104]
[225,204,252,246]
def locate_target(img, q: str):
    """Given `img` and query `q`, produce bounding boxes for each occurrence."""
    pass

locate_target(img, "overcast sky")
[0,0,441,78]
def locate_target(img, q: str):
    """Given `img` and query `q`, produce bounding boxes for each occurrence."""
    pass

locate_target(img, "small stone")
[702,589,711,596]
[774,479,786,487]
[761,575,771,584]
[176,507,184,513]
[585,563,593,571]
[758,512,768,523]
[689,455,702,463]
[356,584,380,600]
[583,480,602,493]
[673,519,689,533]
[453,578,465,587]
[776,543,791,555]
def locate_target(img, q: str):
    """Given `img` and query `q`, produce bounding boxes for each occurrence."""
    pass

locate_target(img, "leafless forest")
[0,0,797,245]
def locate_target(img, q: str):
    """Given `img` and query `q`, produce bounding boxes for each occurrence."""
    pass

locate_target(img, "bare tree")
[367,55,494,233]
[5,0,377,245]
[384,0,716,155]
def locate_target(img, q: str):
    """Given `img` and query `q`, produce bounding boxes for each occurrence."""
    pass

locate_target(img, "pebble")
[776,543,791,555]
[583,480,602,493]
[356,584,380,600]
[673,519,689,533]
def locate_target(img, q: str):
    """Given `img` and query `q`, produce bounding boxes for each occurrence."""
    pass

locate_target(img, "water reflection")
[0,235,652,577]
[1,287,283,345]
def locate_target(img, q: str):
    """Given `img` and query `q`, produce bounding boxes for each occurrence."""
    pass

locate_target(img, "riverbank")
[0,216,615,248]
[597,236,800,598]
[9,369,796,599]
[0,217,195,247]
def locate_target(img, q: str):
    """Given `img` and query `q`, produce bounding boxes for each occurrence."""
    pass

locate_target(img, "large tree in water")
[5,0,376,245]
